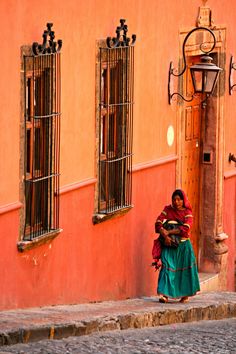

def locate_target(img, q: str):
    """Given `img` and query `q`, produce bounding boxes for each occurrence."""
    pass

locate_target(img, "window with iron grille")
[97,19,136,215]
[23,24,62,240]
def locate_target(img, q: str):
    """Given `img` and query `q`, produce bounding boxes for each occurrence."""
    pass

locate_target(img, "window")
[97,20,135,215]
[23,24,62,241]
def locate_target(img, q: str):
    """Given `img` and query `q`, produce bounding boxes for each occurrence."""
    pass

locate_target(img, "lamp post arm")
[171,26,217,78]
[169,92,194,103]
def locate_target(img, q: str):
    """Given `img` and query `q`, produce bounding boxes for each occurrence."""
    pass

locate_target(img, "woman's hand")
[160,227,169,237]
[160,228,172,246]
[164,235,172,246]
[168,228,180,235]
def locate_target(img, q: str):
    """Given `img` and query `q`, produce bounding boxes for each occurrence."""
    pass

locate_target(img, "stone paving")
[0,318,235,353]
[0,292,236,347]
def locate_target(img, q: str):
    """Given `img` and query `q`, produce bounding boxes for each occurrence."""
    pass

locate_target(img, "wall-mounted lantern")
[168,26,222,104]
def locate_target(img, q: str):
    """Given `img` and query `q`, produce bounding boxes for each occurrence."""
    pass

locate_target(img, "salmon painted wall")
[1,0,236,309]
[219,0,236,290]
[0,0,204,202]
[224,176,236,291]
[2,1,236,197]
[0,162,175,310]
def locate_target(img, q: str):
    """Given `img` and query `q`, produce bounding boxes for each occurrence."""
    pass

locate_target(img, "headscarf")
[172,189,192,212]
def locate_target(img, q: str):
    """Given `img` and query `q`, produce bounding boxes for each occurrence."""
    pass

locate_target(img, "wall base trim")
[224,170,236,179]
[60,178,97,195]
[132,155,178,172]
[0,202,22,215]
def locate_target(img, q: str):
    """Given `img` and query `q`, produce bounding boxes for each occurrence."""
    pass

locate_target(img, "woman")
[155,189,200,303]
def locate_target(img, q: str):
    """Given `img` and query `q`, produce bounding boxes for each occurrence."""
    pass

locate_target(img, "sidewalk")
[0,292,236,346]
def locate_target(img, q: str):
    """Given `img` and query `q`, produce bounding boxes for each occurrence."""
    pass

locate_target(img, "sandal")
[159,295,168,303]
[180,296,189,303]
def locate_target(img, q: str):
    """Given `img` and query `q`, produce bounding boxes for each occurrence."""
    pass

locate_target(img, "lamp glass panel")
[204,70,218,93]
[191,70,203,93]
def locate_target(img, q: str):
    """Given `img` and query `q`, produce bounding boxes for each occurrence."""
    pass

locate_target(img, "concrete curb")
[0,299,236,346]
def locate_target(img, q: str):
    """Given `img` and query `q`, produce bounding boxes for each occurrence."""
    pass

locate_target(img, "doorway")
[181,56,202,258]
[176,23,227,278]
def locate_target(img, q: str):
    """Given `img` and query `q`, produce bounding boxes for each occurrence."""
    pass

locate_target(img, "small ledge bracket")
[93,206,133,225]
[17,229,63,252]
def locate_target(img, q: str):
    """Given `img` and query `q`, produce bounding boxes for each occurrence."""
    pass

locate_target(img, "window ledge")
[17,229,63,252]
[92,206,133,225]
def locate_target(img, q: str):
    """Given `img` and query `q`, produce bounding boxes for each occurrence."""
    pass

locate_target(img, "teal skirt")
[157,239,200,298]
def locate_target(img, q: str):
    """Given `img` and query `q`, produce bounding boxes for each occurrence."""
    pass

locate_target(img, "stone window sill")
[17,229,63,252]
[92,206,133,225]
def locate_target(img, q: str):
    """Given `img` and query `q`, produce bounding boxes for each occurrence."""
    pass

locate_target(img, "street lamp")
[168,27,222,104]
[190,55,222,94]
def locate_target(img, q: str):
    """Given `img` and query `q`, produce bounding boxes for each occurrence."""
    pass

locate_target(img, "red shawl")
[155,189,193,238]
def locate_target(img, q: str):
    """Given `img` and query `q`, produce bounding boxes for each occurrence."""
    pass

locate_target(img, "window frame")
[94,37,135,222]
[18,25,62,251]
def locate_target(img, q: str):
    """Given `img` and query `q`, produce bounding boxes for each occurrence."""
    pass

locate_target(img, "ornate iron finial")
[32,23,62,56]
[106,19,136,48]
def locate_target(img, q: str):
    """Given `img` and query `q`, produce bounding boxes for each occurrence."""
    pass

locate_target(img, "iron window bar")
[26,173,60,183]
[99,204,134,215]
[100,153,133,163]
[99,102,134,107]
[30,112,61,119]
[98,19,135,214]
[23,23,62,241]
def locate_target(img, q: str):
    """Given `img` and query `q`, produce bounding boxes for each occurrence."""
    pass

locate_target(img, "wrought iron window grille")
[106,18,136,48]
[32,23,62,56]
[97,19,136,215]
[23,23,62,240]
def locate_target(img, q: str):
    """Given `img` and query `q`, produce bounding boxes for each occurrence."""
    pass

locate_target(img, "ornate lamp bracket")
[32,23,62,56]
[106,19,136,48]
[229,55,236,95]
[229,153,236,163]
[168,26,217,104]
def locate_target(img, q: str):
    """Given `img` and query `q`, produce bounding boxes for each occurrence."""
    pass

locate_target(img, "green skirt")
[157,239,200,298]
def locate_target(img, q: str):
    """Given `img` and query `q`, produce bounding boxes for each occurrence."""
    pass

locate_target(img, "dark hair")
[172,189,184,201]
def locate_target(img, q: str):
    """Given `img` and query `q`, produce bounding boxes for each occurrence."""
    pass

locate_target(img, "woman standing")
[155,189,200,303]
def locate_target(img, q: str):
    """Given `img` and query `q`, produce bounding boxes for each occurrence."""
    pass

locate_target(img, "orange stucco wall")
[0,0,203,203]
[223,176,236,291]
[0,162,175,310]
[1,0,236,309]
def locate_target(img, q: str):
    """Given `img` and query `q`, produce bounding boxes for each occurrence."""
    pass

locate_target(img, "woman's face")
[172,195,184,210]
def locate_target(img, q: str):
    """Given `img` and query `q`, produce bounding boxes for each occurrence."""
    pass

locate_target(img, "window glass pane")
[100,115,105,154]
[26,129,31,174]
[192,70,203,92]
[26,78,31,120]
[108,113,115,153]
[101,68,107,104]
[34,126,41,172]
[109,67,116,104]
[204,71,217,93]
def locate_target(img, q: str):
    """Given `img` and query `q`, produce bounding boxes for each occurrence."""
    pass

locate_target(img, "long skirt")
[157,239,200,298]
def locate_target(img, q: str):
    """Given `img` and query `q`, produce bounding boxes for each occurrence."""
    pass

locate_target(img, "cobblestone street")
[0,318,235,354]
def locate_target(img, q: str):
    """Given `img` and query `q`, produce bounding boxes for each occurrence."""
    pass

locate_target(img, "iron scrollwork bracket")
[106,19,136,48]
[229,55,236,95]
[229,153,236,163]
[168,26,216,104]
[32,23,62,56]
